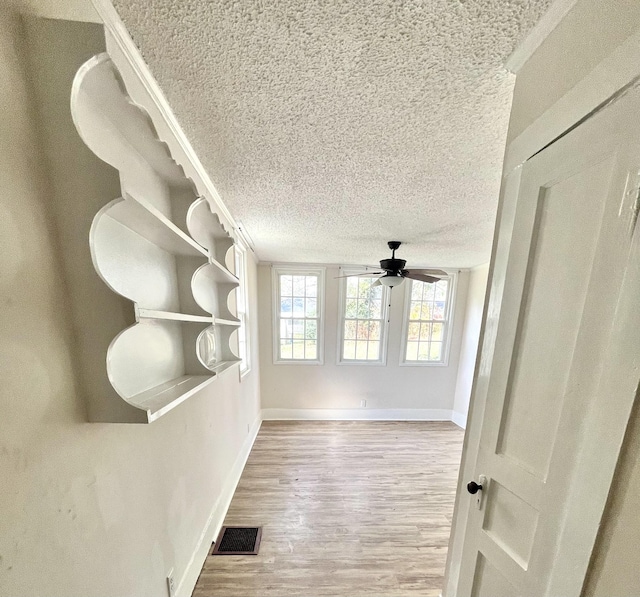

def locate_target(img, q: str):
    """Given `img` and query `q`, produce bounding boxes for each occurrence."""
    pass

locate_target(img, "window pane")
[305,298,317,318]
[281,275,293,296]
[293,297,305,316]
[424,282,436,301]
[433,302,445,320]
[344,320,357,340]
[280,339,293,359]
[305,341,317,360]
[280,319,292,339]
[432,322,444,341]
[292,319,305,338]
[281,298,292,318]
[411,281,422,300]
[420,302,432,320]
[370,284,383,300]
[369,299,382,319]
[355,341,368,360]
[429,342,442,361]
[346,277,358,298]
[358,278,371,298]
[306,320,318,340]
[407,322,420,341]
[435,280,448,300]
[305,276,318,298]
[368,341,380,360]
[369,321,380,341]
[410,301,422,320]
[291,340,304,359]
[345,298,358,318]
[356,320,369,340]
[406,341,419,361]
[357,300,371,319]
[293,276,306,296]
[343,340,356,360]
[420,322,432,341]
[418,342,430,360]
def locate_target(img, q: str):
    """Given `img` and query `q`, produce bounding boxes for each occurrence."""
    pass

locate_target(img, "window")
[234,243,250,375]
[402,276,454,365]
[339,271,390,364]
[273,267,324,363]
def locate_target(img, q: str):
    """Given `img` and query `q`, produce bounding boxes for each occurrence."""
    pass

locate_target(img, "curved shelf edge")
[187,197,235,265]
[105,321,218,423]
[191,263,240,321]
[71,53,196,190]
[135,308,213,323]
[135,375,216,423]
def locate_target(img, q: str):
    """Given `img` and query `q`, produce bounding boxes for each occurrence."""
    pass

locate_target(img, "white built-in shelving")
[70,53,240,423]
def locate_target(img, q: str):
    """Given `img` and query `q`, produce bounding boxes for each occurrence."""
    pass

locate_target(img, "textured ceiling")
[114,0,552,268]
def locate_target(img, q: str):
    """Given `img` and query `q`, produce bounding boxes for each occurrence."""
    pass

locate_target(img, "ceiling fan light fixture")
[380,274,405,288]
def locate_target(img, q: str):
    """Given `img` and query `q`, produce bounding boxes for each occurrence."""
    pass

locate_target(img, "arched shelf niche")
[71,52,241,423]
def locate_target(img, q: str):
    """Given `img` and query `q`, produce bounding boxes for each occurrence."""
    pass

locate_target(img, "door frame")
[444,27,640,597]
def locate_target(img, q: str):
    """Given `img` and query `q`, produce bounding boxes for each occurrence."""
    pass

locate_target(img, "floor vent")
[212,526,262,555]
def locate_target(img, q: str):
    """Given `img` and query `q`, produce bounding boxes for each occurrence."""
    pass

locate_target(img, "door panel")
[472,554,519,597]
[496,157,613,479]
[456,84,640,597]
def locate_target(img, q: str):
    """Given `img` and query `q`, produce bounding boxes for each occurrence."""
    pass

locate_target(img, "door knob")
[467,480,483,494]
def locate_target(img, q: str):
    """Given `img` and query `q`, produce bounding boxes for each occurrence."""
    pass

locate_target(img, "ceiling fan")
[337,241,447,288]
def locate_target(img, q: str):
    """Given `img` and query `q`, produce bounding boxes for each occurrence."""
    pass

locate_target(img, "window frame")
[400,273,457,367]
[336,267,391,366]
[234,241,250,377]
[272,265,325,365]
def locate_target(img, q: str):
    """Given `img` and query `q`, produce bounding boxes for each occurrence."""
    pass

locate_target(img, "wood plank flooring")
[193,421,464,597]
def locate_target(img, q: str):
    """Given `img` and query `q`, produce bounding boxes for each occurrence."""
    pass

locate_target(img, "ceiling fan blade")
[403,268,448,277]
[403,272,440,284]
[334,271,383,279]
[371,279,382,288]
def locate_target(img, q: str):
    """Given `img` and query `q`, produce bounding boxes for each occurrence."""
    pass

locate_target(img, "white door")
[456,85,640,597]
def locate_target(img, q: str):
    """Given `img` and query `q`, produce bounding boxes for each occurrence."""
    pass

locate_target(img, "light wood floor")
[193,421,464,597]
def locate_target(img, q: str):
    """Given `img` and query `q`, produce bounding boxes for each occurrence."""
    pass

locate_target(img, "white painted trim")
[399,273,457,367]
[450,411,467,429]
[271,265,326,365]
[262,408,454,421]
[90,0,256,254]
[176,414,262,597]
[336,267,391,366]
[504,0,579,74]
[505,27,640,172]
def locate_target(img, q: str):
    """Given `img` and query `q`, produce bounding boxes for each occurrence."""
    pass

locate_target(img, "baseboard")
[451,410,467,429]
[262,408,454,421]
[177,413,262,597]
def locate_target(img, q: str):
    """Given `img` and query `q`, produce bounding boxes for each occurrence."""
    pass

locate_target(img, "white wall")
[0,12,260,597]
[258,264,470,418]
[451,263,489,429]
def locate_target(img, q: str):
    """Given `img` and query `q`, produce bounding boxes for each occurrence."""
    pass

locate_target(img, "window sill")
[399,360,449,367]
[337,359,387,366]
[273,359,324,366]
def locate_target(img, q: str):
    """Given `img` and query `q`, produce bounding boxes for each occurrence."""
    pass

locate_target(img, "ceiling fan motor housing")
[380,258,406,273]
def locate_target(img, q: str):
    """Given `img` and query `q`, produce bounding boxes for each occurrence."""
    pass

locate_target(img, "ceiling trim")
[90,0,255,252]
[504,0,579,74]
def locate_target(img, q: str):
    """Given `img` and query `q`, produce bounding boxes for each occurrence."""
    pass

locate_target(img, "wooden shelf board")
[206,258,240,284]
[110,194,207,258]
[208,360,241,375]
[131,375,215,422]
[214,317,241,327]
[136,309,212,323]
